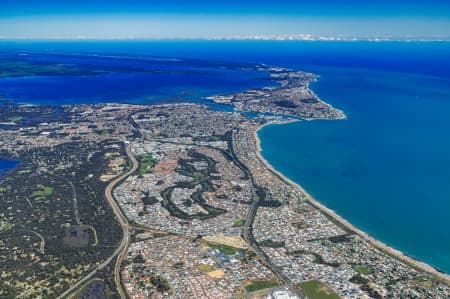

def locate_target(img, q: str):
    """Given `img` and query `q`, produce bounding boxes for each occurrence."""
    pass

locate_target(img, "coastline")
[304,79,347,121]
[253,121,450,285]
[0,159,21,179]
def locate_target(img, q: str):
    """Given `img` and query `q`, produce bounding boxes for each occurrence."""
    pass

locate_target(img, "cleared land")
[298,280,340,299]
[245,279,280,292]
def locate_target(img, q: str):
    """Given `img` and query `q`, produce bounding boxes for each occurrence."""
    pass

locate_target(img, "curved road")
[60,133,299,298]
[229,131,303,297]
[58,144,137,299]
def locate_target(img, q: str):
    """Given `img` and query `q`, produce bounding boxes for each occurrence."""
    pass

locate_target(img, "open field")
[352,265,373,275]
[298,280,339,299]
[233,219,245,227]
[207,243,237,256]
[245,279,280,292]
[138,154,156,176]
[31,184,54,197]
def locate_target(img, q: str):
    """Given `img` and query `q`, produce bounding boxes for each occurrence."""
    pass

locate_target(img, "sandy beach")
[304,79,347,121]
[253,121,450,285]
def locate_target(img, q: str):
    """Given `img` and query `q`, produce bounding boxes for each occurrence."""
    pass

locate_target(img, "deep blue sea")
[0,159,19,177]
[0,50,273,105]
[1,41,449,273]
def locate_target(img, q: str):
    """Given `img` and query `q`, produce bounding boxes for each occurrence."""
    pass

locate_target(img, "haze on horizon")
[0,0,449,40]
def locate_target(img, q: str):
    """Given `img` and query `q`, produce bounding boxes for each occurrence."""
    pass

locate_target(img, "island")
[0,63,448,299]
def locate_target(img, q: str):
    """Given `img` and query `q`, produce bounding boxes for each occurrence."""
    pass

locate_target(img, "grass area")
[415,276,434,288]
[138,154,156,176]
[31,184,54,197]
[233,219,245,227]
[8,116,23,123]
[208,243,236,256]
[245,279,280,292]
[352,265,373,275]
[0,222,13,230]
[258,239,285,248]
[197,264,216,272]
[298,280,340,299]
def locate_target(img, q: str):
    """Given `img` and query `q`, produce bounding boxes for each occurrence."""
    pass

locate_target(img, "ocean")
[1,40,449,273]
[0,159,19,177]
[0,50,273,105]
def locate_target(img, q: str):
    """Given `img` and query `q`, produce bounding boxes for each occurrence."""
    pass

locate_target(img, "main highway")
[58,144,137,299]
[60,131,300,298]
[229,131,303,298]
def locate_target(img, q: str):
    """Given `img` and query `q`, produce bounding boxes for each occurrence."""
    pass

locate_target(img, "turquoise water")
[259,66,450,274]
[1,41,450,273]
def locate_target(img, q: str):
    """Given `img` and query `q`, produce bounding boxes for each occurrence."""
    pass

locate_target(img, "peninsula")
[0,62,448,299]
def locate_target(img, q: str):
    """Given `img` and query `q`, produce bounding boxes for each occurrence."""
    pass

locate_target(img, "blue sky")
[0,0,449,39]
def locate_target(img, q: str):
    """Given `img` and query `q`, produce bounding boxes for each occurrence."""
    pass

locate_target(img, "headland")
[0,54,448,298]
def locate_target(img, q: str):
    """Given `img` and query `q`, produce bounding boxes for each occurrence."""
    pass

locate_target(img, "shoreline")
[253,121,450,285]
[304,78,347,121]
[0,159,21,179]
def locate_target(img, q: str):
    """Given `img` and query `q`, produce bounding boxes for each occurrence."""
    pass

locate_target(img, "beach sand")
[253,122,450,285]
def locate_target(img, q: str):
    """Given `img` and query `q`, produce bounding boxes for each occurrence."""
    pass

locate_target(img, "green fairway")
[138,154,156,176]
[31,184,54,197]
[352,265,373,275]
[207,244,236,256]
[298,280,339,299]
[245,279,280,292]
[233,219,245,227]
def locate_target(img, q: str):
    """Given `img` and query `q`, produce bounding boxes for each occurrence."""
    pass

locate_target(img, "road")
[57,144,138,299]
[106,145,137,299]
[60,131,299,298]
[229,131,303,297]
[68,181,80,225]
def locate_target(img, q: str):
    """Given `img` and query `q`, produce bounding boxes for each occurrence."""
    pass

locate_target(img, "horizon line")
[1,36,450,42]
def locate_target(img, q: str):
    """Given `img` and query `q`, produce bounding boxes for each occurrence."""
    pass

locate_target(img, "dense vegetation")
[0,142,124,297]
[160,150,226,220]
[257,240,285,248]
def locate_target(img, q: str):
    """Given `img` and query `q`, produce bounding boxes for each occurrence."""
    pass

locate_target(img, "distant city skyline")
[1,0,449,40]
